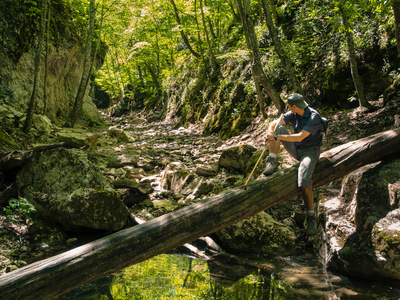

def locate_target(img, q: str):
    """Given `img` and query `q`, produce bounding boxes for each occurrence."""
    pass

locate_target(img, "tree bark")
[200,0,218,70]
[194,0,207,69]
[43,0,51,115]
[235,0,285,113]
[393,0,400,57]
[339,4,369,108]
[89,4,104,76]
[169,0,201,58]
[1,128,400,300]
[267,0,278,25]
[65,0,96,127]
[228,0,241,22]
[254,76,267,118]
[22,0,48,132]
[144,62,162,96]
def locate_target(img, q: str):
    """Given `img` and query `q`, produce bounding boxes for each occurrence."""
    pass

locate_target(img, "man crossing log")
[263,93,327,235]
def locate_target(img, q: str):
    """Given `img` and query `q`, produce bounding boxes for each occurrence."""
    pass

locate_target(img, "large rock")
[55,128,98,149]
[326,159,400,280]
[107,127,134,143]
[112,178,154,207]
[0,1,103,126]
[160,162,196,194]
[16,148,129,232]
[216,212,296,253]
[218,145,256,173]
[371,209,400,279]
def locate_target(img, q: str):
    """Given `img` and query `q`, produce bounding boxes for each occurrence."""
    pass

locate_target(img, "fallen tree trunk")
[1,128,400,300]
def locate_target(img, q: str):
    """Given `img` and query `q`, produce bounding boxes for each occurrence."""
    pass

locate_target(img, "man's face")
[288,103,296,113]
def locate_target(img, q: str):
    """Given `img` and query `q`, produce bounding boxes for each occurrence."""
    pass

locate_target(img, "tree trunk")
[267,0,278,25]
[1,128,400,300]
[43,0,51,115]
[22,0,48,132]
[339,4,369,108]
[169,0,201,58]
[65,0,96,127]
[228,0,241,22]
[254,76,267,118]
[89,4,104,76]
[261,0,303,95]
[393,0,400,57]
[235,0,285,113]
[194,0,208,69]
[200,0,218,70]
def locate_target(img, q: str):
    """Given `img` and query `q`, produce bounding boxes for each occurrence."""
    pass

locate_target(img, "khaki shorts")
[276,125,321,188]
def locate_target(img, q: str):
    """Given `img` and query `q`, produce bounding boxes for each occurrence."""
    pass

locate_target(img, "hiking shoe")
[306,214,317,236]
[263,156,278,176]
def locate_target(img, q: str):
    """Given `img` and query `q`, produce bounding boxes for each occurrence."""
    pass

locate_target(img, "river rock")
[182,178,213,203]
[0,104,23,120]
[371,209,400,278]
[55,128,98,149]
[195,163,219,177]
[32,114,52,134]
[160,162,196,194]
[16,148,129,232]
[218,145,256,173]
[107,127,134,143]
[327,159,400,280]
[137,155,157,172]
[112,178,153,195]
[216,212,296,253]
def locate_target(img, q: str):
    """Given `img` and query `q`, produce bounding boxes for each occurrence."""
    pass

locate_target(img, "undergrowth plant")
[3,197,37,222]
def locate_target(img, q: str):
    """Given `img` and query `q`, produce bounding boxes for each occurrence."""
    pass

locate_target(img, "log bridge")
[1,128,400,300]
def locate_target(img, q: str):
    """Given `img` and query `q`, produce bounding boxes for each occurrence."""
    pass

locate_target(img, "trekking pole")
[243,114,283,190]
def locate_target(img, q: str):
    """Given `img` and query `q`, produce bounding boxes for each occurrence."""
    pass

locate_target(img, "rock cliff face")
[0,0,102,126]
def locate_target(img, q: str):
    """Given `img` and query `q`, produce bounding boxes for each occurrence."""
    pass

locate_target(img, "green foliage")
[4,198,37,220]
[23,0,41,19]
[43,0,398,126]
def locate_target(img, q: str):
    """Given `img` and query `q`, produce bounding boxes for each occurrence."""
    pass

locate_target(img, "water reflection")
[56,252,400,299]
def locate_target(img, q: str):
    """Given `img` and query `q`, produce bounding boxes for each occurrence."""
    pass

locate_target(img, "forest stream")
[13,108,399,300]
[1,103,400,299]
[2,0,400,298]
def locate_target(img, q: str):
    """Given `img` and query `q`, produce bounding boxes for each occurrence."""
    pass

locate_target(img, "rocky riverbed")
[1,100,400,288]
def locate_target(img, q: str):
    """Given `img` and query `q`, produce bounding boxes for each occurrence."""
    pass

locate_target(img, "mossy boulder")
[371,209,400,278]
[16,148,129,232]
[218,145,257,174]
[327,159,400,280]
[55,128,98,149]
[216,212,296,254]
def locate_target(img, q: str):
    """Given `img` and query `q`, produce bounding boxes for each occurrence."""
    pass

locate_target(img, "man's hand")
[265,131,275,142]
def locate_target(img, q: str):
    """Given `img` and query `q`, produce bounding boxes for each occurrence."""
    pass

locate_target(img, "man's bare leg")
[301,187,314,211]
[268,139,280,155]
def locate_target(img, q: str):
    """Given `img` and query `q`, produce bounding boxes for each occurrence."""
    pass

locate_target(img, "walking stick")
[243,114,283,190]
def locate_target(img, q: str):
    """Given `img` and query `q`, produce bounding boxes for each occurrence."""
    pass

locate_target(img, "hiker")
[264,93,327,236]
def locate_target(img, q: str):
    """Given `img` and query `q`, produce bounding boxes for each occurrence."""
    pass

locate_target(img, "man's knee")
[298,178,313,189]
[276,125,288,135]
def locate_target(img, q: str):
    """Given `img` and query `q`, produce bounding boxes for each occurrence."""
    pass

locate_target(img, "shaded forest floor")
[0,99,399,275]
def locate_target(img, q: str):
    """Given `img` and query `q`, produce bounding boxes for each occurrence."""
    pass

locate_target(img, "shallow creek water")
[55,248,400,300]
[54,120,400,299]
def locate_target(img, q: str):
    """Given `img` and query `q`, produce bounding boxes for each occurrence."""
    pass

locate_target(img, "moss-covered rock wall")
[0,0,102,125]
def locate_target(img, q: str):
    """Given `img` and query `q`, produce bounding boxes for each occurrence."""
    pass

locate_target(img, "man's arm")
[276,130,310,142]
[266,129,310,142]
